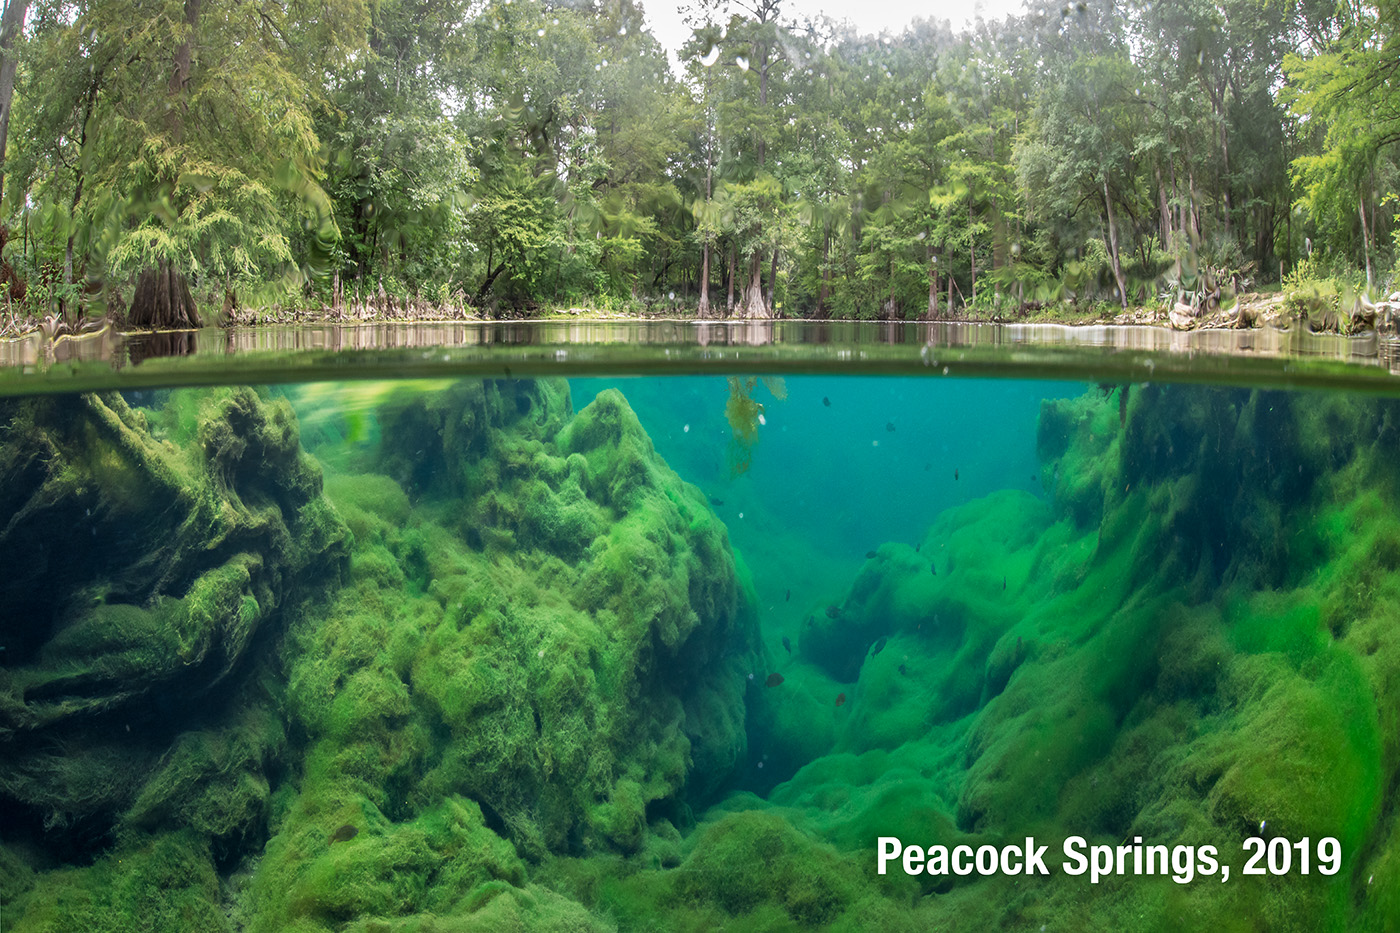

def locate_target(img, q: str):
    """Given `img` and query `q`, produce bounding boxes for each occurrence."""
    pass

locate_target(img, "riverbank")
[4,290,1399,341]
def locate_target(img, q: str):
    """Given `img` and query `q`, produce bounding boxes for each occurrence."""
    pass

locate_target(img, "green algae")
[7,375,1400,933]
[725,383,1400,931]
[0,388,347,844]
[6,832,229,933]
[227,378,760,932]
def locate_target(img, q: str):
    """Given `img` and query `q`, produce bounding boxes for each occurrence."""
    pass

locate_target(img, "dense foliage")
[0,0,1396,321]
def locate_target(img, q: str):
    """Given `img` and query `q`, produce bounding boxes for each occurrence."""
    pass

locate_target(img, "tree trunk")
[927,245,938,320]
[726,244,735,314]
[64,170,84,305]
[968,203,977,306]
[167,0,202,140]
[1104,179,1128,309]
[129,261,200,328]
[767,248,777,313]
[698,243,711,317]
[0,0,30,208]
[740,253,769,317]
[1359,191,1373,291]
[1157,167,1170,250]
[131,0,202,326]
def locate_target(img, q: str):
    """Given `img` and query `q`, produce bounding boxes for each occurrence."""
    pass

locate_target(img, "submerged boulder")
[0,388,349,842]
[740,384,1400,931]
[241,379,761,931]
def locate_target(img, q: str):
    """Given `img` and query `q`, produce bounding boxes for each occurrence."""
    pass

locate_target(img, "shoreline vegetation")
[7,286,1400,341]
[0,0,1396,339]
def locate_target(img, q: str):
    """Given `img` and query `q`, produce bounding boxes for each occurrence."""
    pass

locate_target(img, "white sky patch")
[646,0,1029,68]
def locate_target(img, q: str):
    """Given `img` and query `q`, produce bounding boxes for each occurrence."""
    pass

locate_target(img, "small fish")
[866,550,877,559]
[871,636,888,656]
[825,605,839,619]
[835,692,846,707]
[886,422,896,432]
[805,616,816,628]
[898,664,907,675]
[954,468,959,481]
[785,588,790,602]
[329,824,359,844]
[765,672,785,687]
[710,496,724,506]
[923,463,931,471]
[822,396,831,407]
[930,563,936,575]
[1002,576,1007,590]
[782,636,792,654]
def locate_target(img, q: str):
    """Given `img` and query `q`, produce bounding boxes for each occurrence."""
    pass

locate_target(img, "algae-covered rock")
[0,389,348,843]
[739,384,1400,931]
[235,378,760,932]
[5,831,230,933]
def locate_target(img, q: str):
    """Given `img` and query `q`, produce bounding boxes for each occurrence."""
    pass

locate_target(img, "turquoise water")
[573,377,1074,625]
[2,368,1398,931]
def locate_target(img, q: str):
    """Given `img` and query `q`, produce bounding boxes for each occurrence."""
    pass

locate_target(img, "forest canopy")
[0,0,1396,323]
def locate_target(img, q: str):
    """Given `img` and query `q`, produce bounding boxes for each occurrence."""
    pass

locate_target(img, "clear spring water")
[2,326,1398,931]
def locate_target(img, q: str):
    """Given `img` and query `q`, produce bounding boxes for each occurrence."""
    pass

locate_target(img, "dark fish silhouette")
[822,396,831,407]
[886,422,896,432]
[835,692,846,707]
[825,605,839,619]
[782,636,792,654]
[930,563,936,575]
[785,588,791,602]
[871,636,888,656]
[330,824,359,844]
[866,550,877,559]
[805,616,816,628]
[898,664,907,675]
[710,497,724,506]
[1003,576,1007,590]
[924,463,931,471]
[954,468,959,481]
[765,672,785,687]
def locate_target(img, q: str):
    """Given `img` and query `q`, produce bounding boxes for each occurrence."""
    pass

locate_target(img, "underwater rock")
[0,389,348,842]
[239,377,761,932]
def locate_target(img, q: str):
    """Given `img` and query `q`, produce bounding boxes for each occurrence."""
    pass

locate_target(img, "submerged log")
[128,260,201,329]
